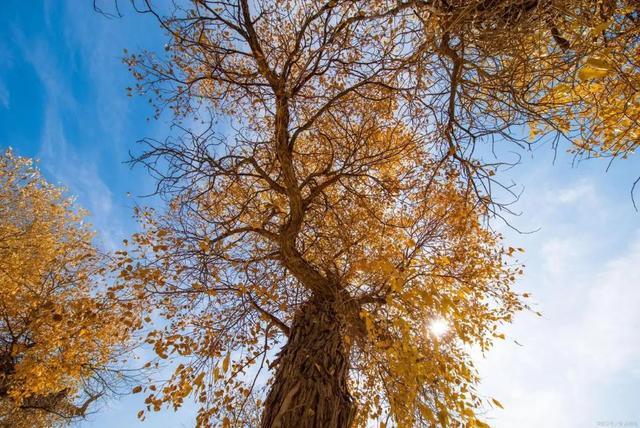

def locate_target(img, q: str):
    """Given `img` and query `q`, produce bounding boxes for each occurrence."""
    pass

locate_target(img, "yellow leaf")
[194,372,205,388]
[492,398,504,409]
[473,419,491,428]
[578,57,612,80]
[438,409,449,426]
[222,353,230,373]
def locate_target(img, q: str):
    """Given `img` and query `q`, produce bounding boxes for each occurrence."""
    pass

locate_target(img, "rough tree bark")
[260,295,356,428]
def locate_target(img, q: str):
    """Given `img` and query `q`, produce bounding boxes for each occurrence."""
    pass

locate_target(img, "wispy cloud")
[61,1,130,146]
[556,179,598,205]
[0,37,13,109]
[477,177,640,427]
[38,104,122,249]
[15,30,124,249]
[0,79,9,108]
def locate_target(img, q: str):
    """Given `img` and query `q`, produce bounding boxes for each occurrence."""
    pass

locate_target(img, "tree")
[121,101,522,427]
[116,0,639,426]
[0,149,138,427]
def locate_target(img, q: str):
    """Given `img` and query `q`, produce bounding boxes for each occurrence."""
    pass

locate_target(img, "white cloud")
[540,238,588,277]
[477,178,640,428]
[38,104,122,249]
[576,241,640,375]
[0,31,13,108]
[61,2,130,144]
[15,32,124,249]
[556,179,597,204]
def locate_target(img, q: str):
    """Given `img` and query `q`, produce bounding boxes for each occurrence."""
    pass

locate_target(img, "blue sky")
[1,2,639,427]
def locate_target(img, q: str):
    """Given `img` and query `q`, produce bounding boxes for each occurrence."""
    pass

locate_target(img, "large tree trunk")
[260,296,356,428]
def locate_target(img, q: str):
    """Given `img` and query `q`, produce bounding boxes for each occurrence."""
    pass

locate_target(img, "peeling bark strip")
[261,297,356,428]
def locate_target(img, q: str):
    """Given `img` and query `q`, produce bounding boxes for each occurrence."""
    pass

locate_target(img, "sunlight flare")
[429,318,450,338]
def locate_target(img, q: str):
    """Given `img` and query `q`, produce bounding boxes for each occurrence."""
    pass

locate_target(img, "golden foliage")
[0,149,137,426]
[526,2,640,157]
[117,97,525,426]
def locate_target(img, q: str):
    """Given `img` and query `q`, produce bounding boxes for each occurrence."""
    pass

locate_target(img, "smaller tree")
[0,149,138,427]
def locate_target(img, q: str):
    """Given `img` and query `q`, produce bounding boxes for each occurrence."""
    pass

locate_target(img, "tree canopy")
[0,149,137,427]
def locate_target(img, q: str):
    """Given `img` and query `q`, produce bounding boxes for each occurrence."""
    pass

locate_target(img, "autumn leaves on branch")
[0,150,141,427]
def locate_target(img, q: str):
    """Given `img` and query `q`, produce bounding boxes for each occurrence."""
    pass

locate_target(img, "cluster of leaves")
[0,149,139,427]
[532,3,640,157]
